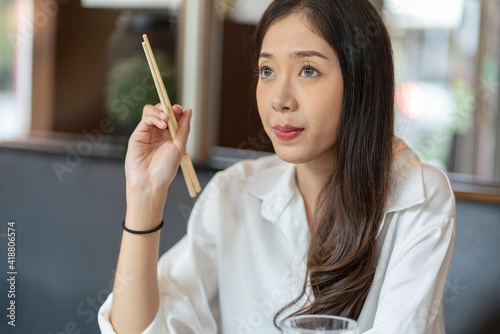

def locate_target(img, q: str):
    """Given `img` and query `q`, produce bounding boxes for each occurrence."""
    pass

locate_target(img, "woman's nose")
[272,79,298,112]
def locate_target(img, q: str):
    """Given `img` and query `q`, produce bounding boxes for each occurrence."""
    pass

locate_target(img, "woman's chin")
[273,147,309,165]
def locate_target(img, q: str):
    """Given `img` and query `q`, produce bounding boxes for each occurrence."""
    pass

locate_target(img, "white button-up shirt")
[99,137,456,333]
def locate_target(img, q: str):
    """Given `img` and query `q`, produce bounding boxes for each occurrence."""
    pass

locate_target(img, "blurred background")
[0,0,499,333]
[1,0,500,177]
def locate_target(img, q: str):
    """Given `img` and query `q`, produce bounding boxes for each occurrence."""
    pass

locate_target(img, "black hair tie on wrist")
[122,220,164,234]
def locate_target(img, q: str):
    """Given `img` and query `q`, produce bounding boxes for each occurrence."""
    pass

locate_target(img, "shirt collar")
[235,159,297,223]
[235,136,425,222]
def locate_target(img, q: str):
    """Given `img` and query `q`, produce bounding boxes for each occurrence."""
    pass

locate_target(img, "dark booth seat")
[443,199,500,334]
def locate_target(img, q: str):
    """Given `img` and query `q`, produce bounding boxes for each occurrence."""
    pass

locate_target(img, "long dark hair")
[253,0,395,326]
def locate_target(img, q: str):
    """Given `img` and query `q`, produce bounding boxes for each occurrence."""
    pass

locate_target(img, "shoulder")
[388,137,455,220]
[420,163,456,219]
[391,164,456,262]
[383,138,456,243]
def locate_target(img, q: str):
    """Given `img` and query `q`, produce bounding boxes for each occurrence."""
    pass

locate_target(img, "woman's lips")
[274,125,304,141]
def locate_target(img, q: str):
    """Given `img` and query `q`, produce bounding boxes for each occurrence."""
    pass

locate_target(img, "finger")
[139,113,169,130]
[172,104,183,115]
[171,105,185,122]
[159,111,168,122]
[142,104,169,123]
[142,104,162,118]
[156,104,170,118]
[173,108,192,152]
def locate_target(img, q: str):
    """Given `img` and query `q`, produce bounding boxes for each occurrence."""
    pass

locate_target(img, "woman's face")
[256,12,344,166]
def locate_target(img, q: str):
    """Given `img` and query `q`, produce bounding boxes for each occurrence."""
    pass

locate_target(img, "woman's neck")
[295,157,334,230]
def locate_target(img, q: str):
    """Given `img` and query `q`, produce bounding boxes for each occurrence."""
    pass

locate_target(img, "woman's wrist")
[125,187,167,231]
[124,208,164,232]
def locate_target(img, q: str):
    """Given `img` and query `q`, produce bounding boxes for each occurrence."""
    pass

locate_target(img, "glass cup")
[281,315,359,334]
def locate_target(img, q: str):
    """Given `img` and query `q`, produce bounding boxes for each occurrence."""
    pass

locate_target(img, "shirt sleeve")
[98,173,224,334]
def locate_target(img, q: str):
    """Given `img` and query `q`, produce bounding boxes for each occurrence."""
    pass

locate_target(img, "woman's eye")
[301,66,319,78]
[260,66,275,78]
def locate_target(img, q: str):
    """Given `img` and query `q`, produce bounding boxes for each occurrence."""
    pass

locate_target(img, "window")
[0,0,33,140]
[385,0,500,179]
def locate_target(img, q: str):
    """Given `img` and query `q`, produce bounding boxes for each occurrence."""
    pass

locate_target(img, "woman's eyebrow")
[259,51,329,60]
[259,52,273,59]
[290,50,329,60]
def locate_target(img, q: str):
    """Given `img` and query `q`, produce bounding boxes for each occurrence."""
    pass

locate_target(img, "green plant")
[105,52,177,135]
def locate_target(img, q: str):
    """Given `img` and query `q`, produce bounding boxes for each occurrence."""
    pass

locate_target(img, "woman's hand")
[124,103,192,208]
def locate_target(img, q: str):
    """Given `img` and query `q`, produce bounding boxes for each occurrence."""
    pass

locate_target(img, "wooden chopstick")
[142,34,201,197]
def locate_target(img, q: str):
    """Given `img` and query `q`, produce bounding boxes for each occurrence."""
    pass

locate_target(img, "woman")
[99,0,455,333]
